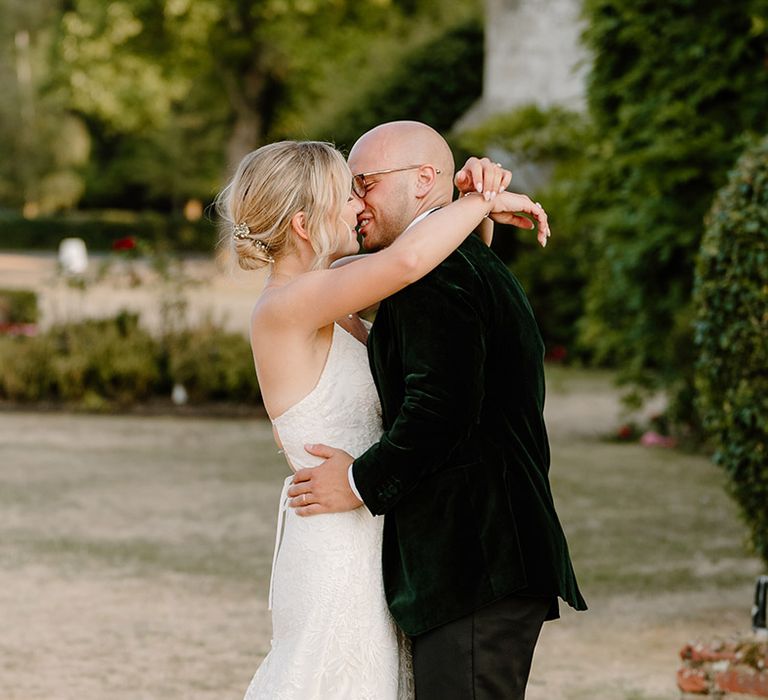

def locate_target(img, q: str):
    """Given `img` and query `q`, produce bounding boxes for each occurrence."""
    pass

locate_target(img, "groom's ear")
[290,212,310,242]
[414,165,438,199]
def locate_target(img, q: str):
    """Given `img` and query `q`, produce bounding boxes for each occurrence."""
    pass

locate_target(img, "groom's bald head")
[350,121,455,186]
[348,121,455,251]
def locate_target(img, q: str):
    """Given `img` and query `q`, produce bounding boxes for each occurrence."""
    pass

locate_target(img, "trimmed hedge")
[0,210,218,253]
[694,135,768,566]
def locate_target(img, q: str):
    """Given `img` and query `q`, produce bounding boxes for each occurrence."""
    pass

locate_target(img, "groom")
[287,121,586,699]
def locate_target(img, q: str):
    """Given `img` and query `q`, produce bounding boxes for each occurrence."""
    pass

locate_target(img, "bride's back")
[249,302,337,422]
[267,320,382,472]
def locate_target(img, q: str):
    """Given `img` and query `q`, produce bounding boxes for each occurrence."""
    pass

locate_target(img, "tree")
[0,0,90,213]
[183,0,479,168]
[311,18,484,152]
[49,0,228,209]
[576,0,768,413]
[42,0,479,209]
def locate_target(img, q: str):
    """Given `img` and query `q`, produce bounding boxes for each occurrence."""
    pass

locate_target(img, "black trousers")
[411,595,552,700]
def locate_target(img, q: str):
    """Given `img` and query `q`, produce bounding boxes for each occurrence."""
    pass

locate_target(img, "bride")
[217,140,549,699]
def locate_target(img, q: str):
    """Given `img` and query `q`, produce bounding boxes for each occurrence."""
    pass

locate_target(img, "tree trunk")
[226,109,263,175]
[223,65,266,174]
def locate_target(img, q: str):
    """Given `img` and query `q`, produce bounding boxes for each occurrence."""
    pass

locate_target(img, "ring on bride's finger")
[495,162,502,167]
[301,493,308,505]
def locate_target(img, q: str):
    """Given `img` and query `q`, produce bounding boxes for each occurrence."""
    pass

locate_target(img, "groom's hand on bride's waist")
[287,444,362,516]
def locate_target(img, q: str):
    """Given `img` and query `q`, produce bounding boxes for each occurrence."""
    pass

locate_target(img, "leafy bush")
[694,134,768,566]
[314,19,483,151]
[0,313,161,406]
[54,313,161,404]
[0,288,39,324]
[0,333,58,401]
[457,105,591,164]
[165,323,261,403]
[0,312,261,408]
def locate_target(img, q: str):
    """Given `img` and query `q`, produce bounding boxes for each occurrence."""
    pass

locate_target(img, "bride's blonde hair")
[216,141,352,271]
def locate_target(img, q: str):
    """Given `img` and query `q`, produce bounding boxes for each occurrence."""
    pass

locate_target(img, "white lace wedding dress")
[243,322,414,700]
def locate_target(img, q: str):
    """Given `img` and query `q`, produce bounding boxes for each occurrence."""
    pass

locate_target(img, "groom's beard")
[360,192,413,252]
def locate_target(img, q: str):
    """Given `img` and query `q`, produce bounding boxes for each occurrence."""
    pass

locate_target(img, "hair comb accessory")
[233,222,251,239]
[233,222,275,263]
[253,239,275,262]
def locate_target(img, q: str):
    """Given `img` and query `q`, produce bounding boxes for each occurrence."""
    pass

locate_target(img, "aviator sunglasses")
[352,164,442,198]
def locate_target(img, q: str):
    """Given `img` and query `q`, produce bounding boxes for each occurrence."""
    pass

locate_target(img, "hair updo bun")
[231,224,275,271]
[216,141,352,272]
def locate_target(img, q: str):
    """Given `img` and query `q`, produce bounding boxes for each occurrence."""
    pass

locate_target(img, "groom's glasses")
[352,164,442,198]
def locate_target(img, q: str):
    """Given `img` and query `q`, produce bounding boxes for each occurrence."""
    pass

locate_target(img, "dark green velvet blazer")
[352,234,587,637]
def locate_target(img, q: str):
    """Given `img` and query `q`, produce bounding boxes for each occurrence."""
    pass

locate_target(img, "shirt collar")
[403,206,442,233]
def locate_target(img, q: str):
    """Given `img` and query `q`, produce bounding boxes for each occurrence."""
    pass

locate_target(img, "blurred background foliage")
[459,0,768,427]
[0,311,261,407]
[0,0,481,216]
[575,0,768,421]
[1,0,768,430]
[456,106,594,354]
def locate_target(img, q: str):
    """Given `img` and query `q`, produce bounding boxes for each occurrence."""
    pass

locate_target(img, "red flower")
[617,424,634,440]
[545,345,568,362]
[112,236,137,251]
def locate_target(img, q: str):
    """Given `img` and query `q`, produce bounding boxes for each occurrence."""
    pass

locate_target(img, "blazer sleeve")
[352,254,486,515]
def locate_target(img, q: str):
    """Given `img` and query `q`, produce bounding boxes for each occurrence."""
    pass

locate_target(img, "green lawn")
[0,369,762,699]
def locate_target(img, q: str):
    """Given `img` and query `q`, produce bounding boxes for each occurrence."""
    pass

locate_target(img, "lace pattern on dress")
[244,323,414,699]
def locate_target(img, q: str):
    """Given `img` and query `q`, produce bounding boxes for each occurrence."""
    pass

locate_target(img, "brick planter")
[678,637,768,697]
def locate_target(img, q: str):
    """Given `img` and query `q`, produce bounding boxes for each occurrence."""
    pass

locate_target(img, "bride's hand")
[455,157,512,201]
[489,192,551,247]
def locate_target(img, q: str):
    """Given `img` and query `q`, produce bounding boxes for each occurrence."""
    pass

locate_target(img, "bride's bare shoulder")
[250,290,279,325]
[249,291,285,346]
[249,288,319,352]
